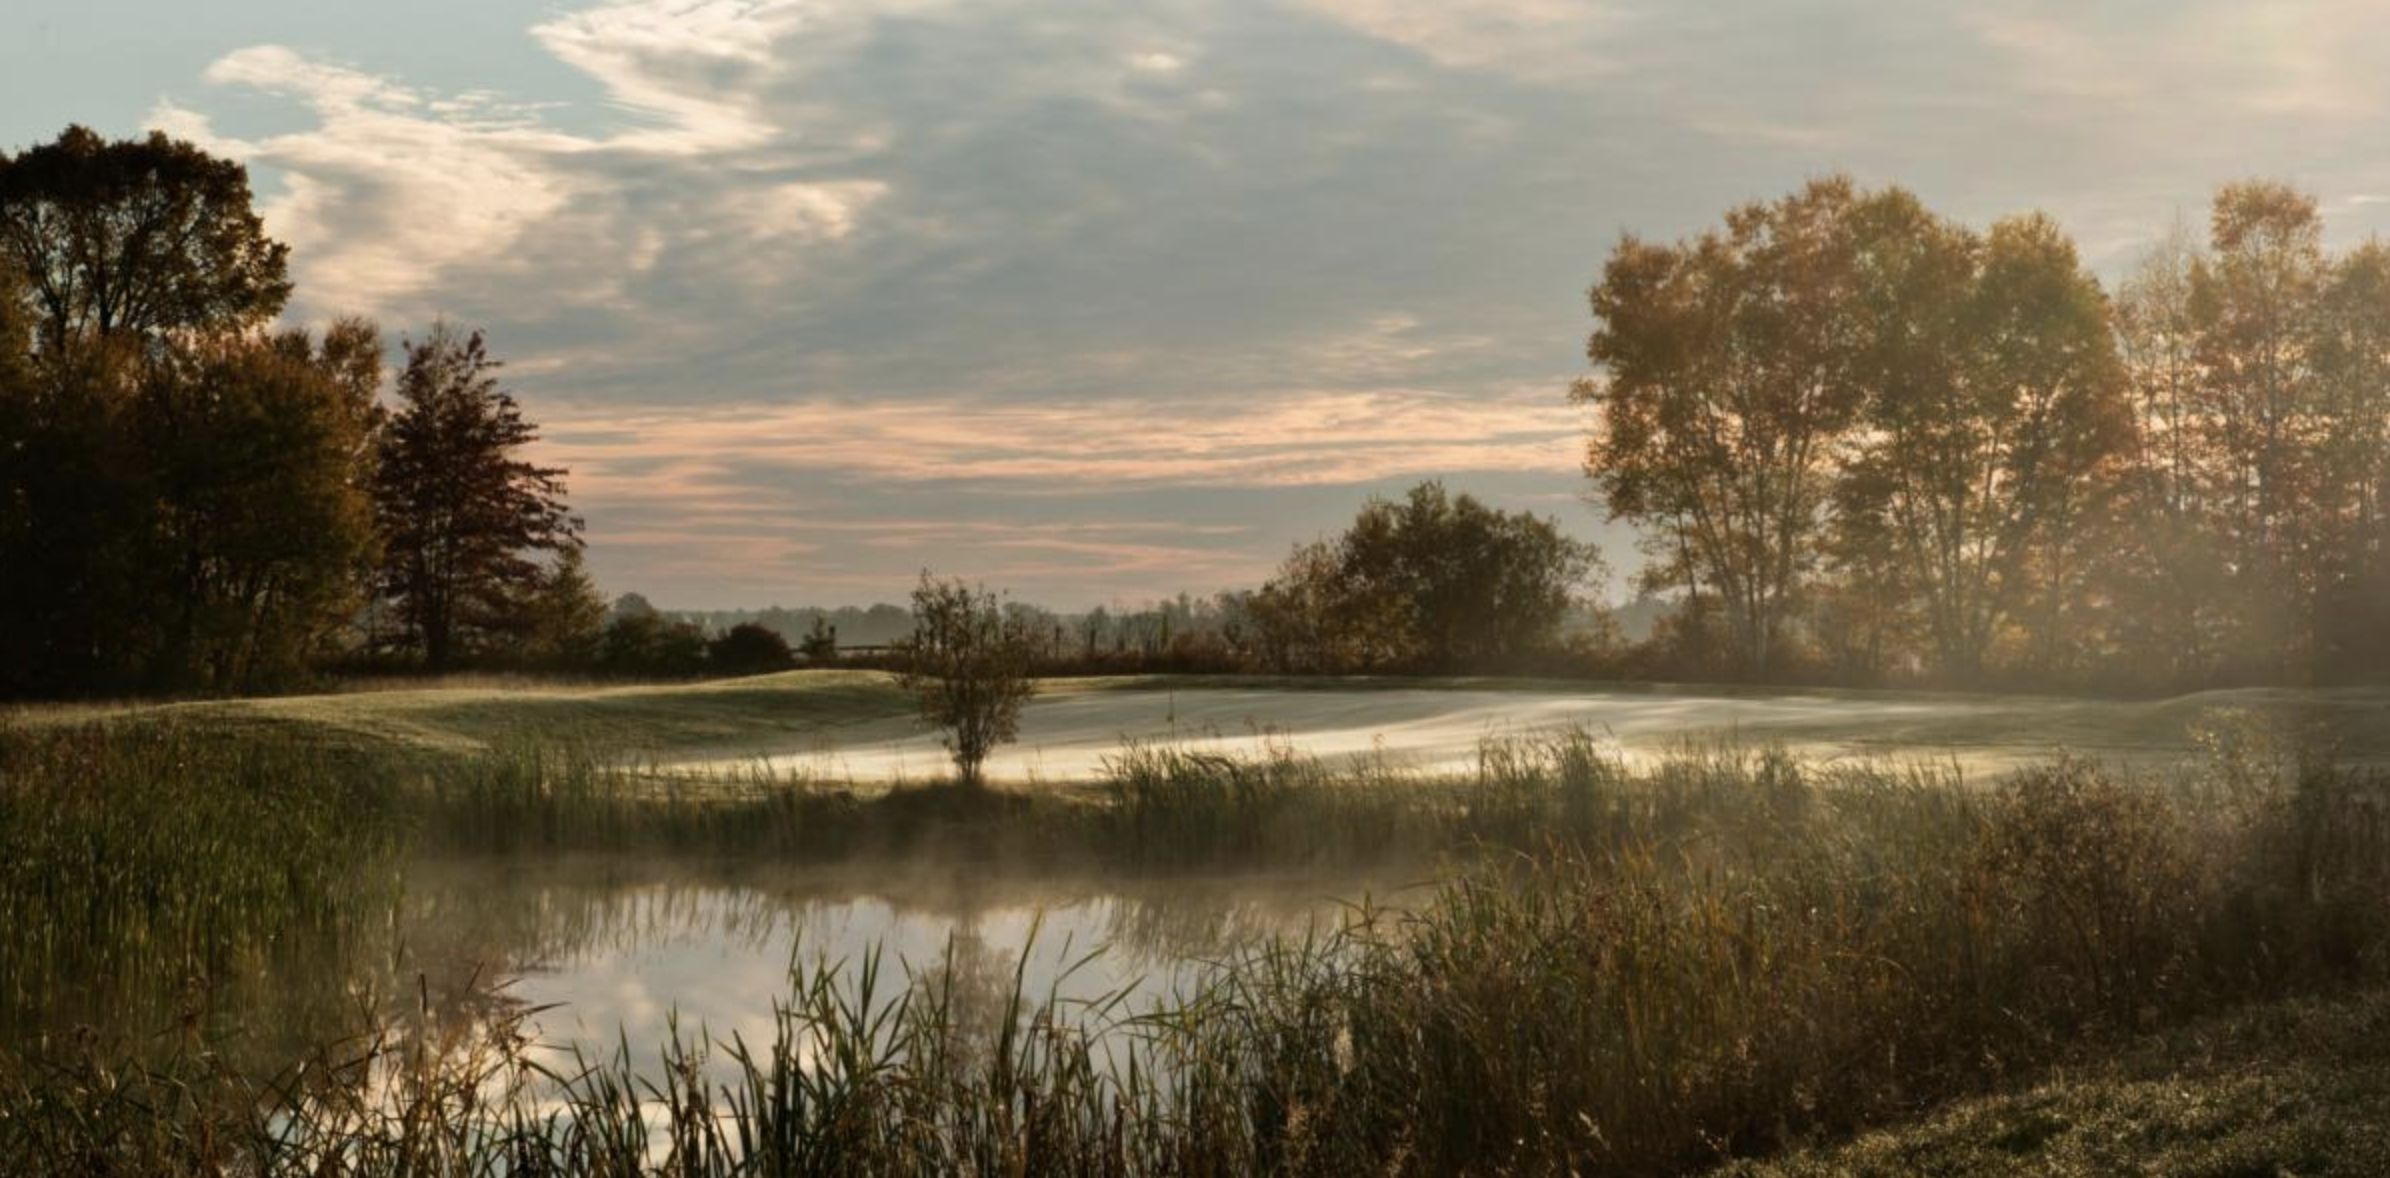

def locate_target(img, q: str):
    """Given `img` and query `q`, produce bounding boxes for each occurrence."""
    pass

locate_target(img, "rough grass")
[8,716,2390,1174]
[1714,987,2390,1177]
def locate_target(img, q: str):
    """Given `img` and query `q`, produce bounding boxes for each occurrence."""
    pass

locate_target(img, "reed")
[6,729,2387,1175]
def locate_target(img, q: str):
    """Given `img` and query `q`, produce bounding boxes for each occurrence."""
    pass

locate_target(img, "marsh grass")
[8,719,2390,1174]
[0,721,406,1040]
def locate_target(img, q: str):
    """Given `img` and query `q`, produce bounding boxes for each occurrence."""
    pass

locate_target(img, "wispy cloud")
[538,385,1585,500]
[83,0,2390,605]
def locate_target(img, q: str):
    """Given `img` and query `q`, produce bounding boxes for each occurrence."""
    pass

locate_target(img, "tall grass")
[7,729,2390,1174]
[0,721,405,1040]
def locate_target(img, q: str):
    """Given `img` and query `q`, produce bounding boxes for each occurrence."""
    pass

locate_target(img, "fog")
[676,683,2390,784]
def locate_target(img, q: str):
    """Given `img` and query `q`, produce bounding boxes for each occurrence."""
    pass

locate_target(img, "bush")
[706,621,794,677]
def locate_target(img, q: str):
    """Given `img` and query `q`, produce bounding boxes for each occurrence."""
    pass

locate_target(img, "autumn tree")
[2305,240,2390,679]
[2107,221,2230,683]
[0,125,290,353]
[2188,182,2331,677]
[1835,203,2130,681]
[0,128,369,695]
[1577,177,1868,678]
[372,324,579,671]
[898,574,1039,787]
[138,322,385,688]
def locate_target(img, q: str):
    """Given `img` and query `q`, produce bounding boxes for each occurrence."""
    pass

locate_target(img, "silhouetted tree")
[1337,482,1599,669]
[709,622,795,677]
[0,129,336,695]
[898,573,1038,787]
[372,324,578,671]
[0,126,290,354]
[600,610,708,677]
[799,615,839,663]
[139,323,384,688]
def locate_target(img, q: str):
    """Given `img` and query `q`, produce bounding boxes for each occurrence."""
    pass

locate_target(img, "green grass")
[17,670,2390,784]
[5,669,922,765]
[0,721,407,1045]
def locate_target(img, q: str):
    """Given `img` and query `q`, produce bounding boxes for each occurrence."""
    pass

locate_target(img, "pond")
[397,857,1423,1079]
[8,852,1428,1087]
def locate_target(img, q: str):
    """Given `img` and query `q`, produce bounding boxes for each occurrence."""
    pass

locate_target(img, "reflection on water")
[7,854,1424,1082]
[401,857,1414,1077]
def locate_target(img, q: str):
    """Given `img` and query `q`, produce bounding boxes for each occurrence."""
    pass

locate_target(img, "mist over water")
[675,683,2390,784]
[208,858,1427,1087]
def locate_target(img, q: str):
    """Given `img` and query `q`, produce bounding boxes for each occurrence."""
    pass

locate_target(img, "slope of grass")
[1714,988,2390,1177]
[5,670,924,765]
[13,671,2390,783]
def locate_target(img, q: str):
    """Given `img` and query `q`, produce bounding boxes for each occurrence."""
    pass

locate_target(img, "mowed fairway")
[23,671,2388,783]
[694,678,2390,783]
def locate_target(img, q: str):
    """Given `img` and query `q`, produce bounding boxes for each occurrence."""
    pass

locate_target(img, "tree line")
[0,127,594,696]
[1578,176,2390,690]
[9,126,2375,697]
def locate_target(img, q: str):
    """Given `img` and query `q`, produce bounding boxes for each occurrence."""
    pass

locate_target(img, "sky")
[7,0,2390,609]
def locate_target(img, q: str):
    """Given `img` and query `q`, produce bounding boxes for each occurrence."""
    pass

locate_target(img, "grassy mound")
[1717,988,2390,1177]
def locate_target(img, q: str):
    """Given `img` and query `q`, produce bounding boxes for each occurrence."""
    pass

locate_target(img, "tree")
[898,573,1038,787]
[137,323,384,689]
[1577,177,1869,677]
[2109,220,2230,684]
[1249,539,1352,672]
[1835,202,2130,681]
[2307,239,2390,679]
[2190,182,2330,677]
[515,546,609,668]
[799,615,839,663]
[0,130,327,696]
[372,324,579,671]
[709,622,796,677]
[600,609,708,677]
[1333,482,1599,670]
[0,126,290,353]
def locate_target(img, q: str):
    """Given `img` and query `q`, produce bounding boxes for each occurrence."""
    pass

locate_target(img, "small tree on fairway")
[898,573,1038,787]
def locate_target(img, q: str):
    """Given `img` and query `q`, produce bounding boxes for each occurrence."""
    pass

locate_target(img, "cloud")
[158,2,899,322]
[529,384,1591,604]
[529,0,842,154]
[113,0,2390,606]
[1293,0,1621,81]
[537,384,1586,500]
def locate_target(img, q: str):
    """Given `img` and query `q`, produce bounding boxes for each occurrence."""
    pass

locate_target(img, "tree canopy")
[0,126,290,351]
[1252,481,1599,673]
[1582,175,2390,689]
